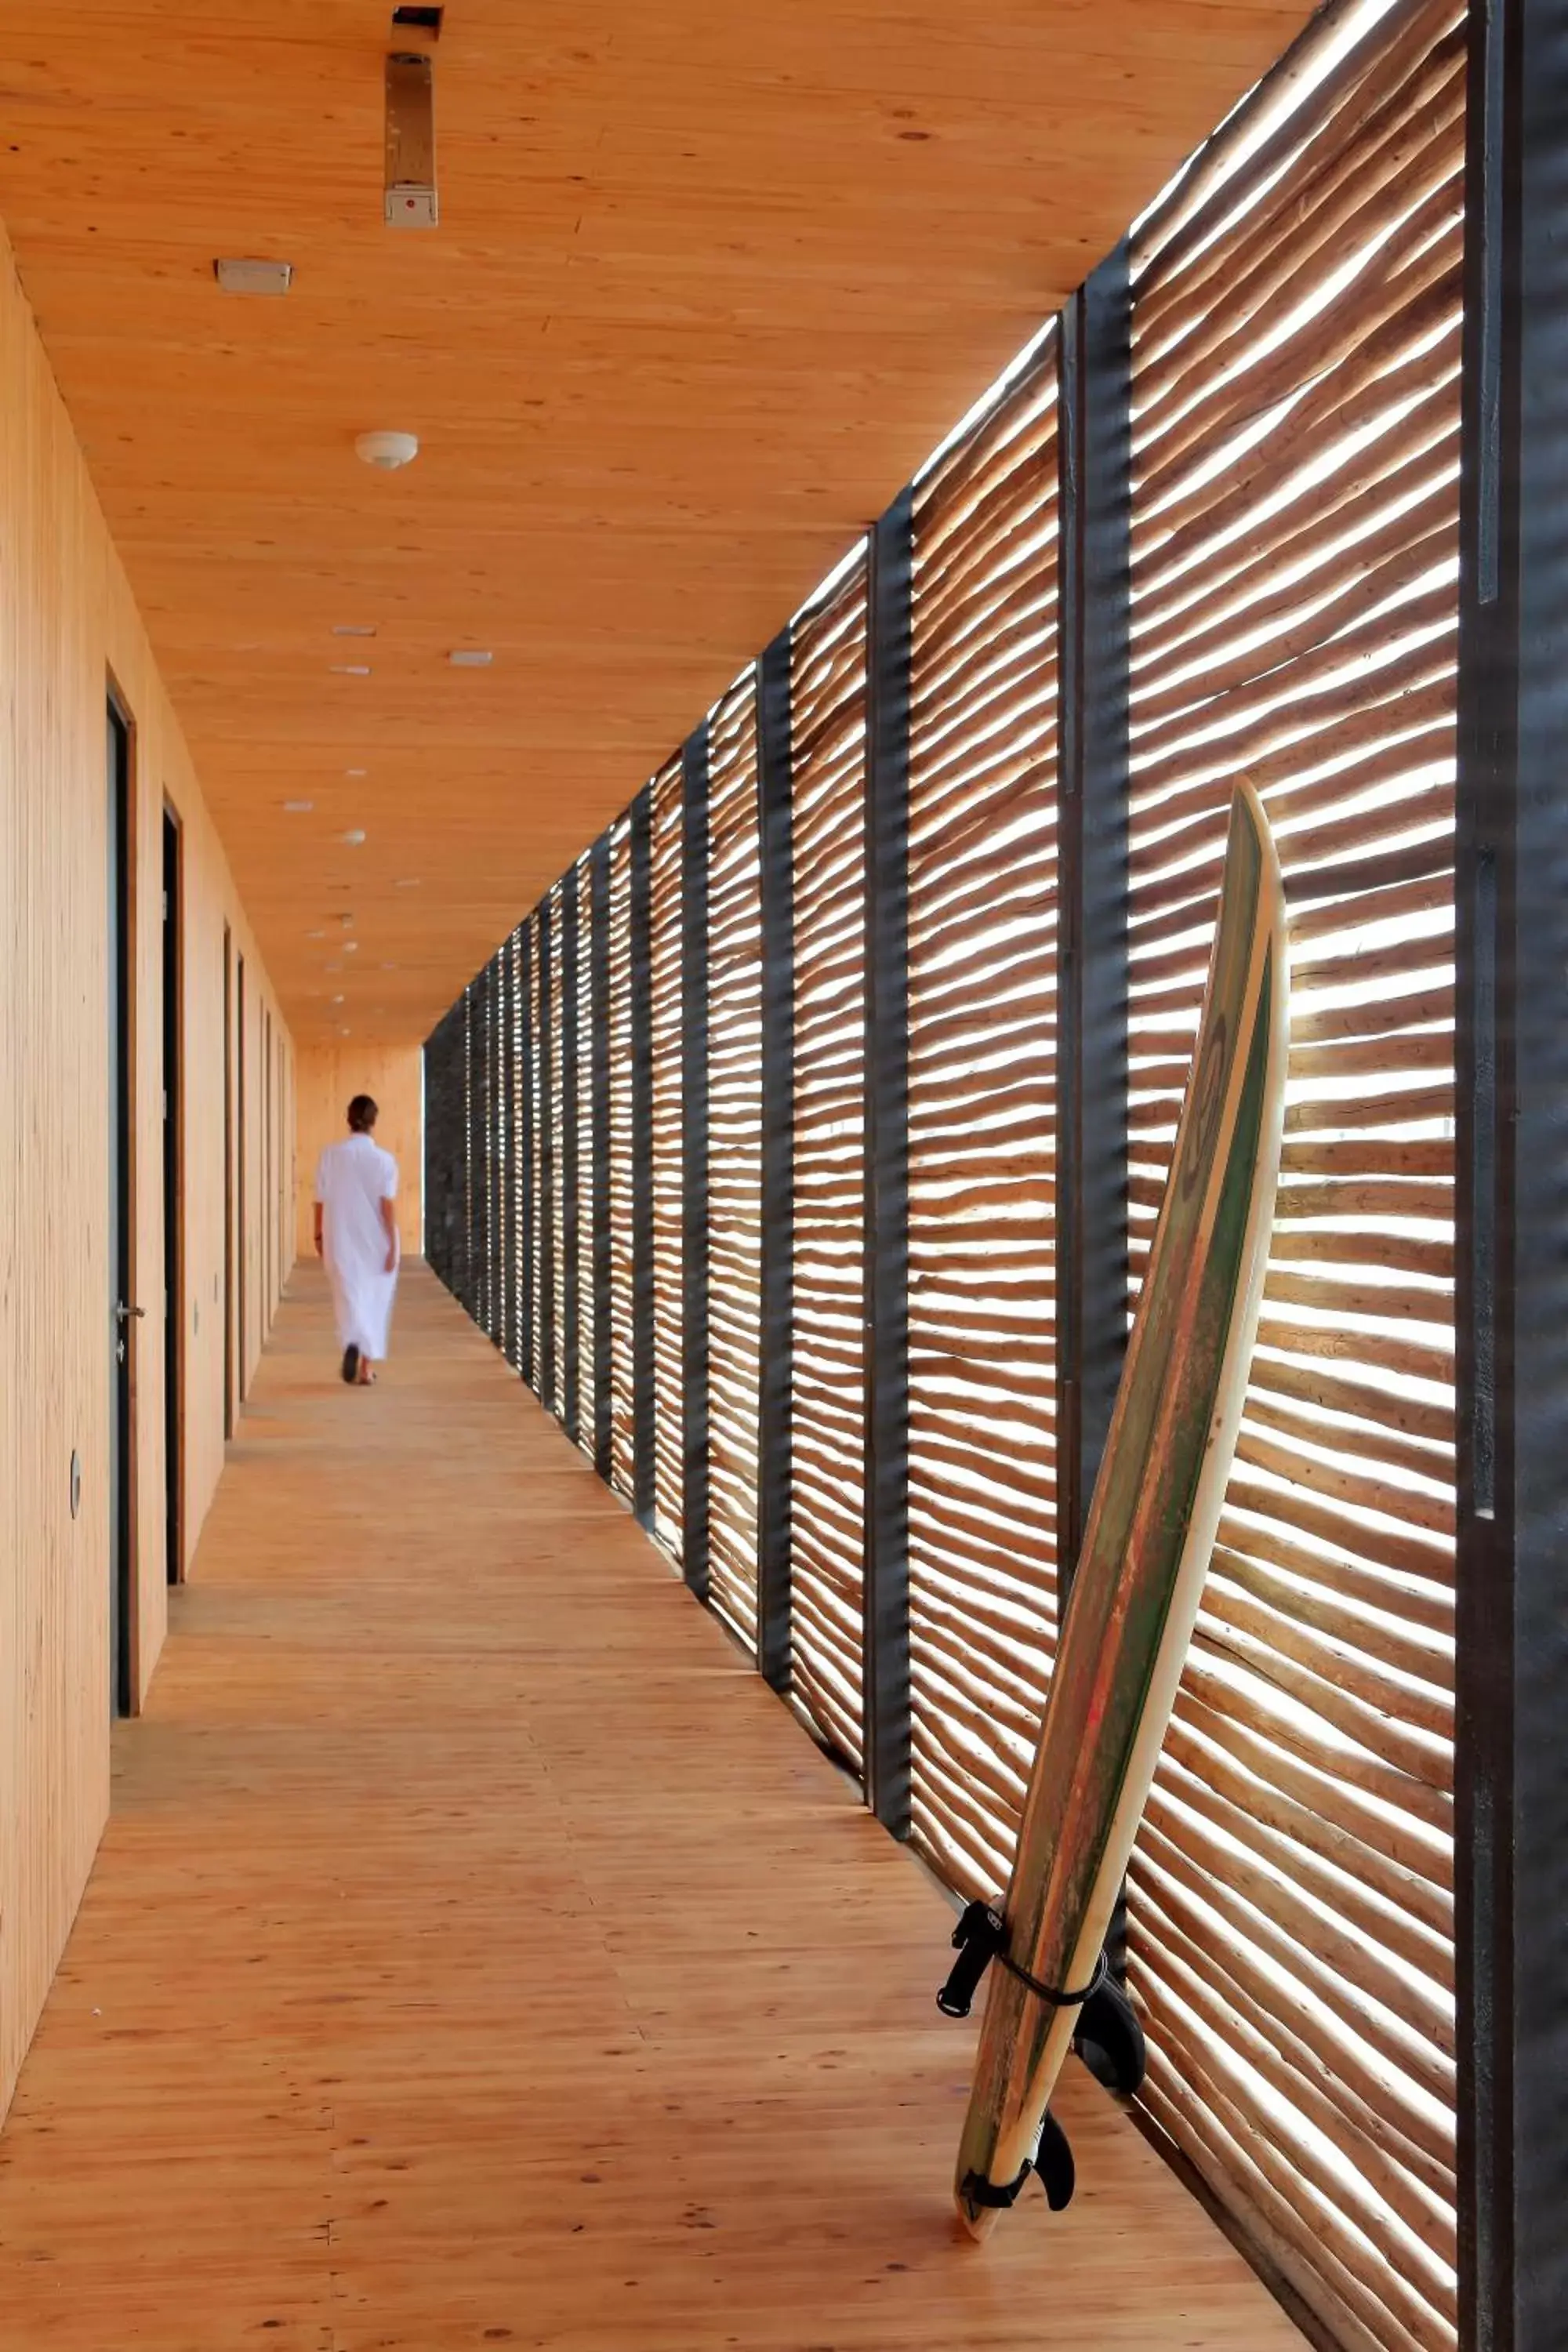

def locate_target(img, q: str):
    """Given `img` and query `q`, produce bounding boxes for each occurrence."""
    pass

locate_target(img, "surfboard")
[942,778,1290,2236]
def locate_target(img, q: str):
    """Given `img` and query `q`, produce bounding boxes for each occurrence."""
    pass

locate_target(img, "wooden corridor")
[0,1265,1301,2351]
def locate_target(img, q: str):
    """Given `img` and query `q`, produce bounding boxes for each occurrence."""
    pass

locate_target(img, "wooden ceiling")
[0,0,1313,1044]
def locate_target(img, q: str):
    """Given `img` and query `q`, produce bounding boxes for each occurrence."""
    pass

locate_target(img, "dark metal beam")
[561,873,581,1444]
[1455,4,1568,2344]
[682,724,713,1602]
[757,630,795,1694]
[630,786,658,1529]
[863,492,913,1838]
[590,837,614,1479]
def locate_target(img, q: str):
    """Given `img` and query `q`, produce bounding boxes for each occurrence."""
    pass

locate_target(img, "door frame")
[107,683,139,1716]
[162,803,184,1583]
[237,950,247,1405]
[223,923,235,1440]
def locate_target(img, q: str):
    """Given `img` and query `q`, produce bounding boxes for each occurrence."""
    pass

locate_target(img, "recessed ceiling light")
[284,799,314,813]
[448,648,492,667]
[343,829,367,845]
[332,626,377,637]
[395,877,422,887]
[344,942,359,953]
[331,993,346,1004]
[306,929,326,940]
[330,664,372,677]
[340,1025,352,1036]
[345,767,368,778]
[214,257,293,296]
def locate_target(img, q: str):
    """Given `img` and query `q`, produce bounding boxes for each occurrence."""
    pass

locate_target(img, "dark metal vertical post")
[519,924,535,1387]
[757,628,795,1693]
[502,938,517,1369]
[630,788,657,1529]
[463,985,474,1316]
[590,837,614,1479]
[483,961,496,1338]
[562,873,581,1443]
[863,491,913,1837]
[1056,245,1132,1589]
[682,724,712,1602]
[539,897,557,1410]
[1455,5,1568,2344]
[490,955,502,1343]
[1057,245,1132,1984]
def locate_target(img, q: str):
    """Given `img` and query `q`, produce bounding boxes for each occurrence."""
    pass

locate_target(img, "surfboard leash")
[936,1899,1109,2020]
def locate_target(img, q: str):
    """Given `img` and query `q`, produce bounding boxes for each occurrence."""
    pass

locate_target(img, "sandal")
[341,1345,360,1385]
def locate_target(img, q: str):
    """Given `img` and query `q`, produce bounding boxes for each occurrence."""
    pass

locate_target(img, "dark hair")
[347,1094,379,1133]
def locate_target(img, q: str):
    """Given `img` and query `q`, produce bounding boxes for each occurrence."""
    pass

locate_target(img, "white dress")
[316,1134,400,1359]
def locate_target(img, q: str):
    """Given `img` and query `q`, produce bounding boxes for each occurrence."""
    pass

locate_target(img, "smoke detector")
[355,430,419,470]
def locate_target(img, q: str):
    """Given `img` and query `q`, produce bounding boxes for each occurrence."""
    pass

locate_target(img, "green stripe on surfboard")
[954,781,1289,2234]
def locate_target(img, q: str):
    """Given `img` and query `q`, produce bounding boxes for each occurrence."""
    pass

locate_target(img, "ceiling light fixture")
[448,648,492,667]
[330,664,372,677]
[332,625,377,637]
[345,767,368,778]
[355,429,419,470]
[284,799,314,812]
[343,829,367,846]
[394,877,422,887]
[385,52,437,227]
[214,258,293,296]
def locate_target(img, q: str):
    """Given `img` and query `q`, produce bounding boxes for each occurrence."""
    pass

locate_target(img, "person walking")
[314,1094,400,1385]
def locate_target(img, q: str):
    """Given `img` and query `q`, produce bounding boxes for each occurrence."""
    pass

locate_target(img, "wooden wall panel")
[0,219,288,2124]
[294,1044,423,1259]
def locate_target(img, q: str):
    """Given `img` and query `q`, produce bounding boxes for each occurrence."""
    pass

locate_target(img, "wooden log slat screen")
[606,816,636,1506]
[650,757,686,1562]
[574,855,596,1456]
[704,675,765,1646]
[422,7,1480,2343]
[788,557,869,1768]
[1125,9,1460,2347]
[547,884,568,1420]
[906,351,1062,1899]
[528,918,546,1392]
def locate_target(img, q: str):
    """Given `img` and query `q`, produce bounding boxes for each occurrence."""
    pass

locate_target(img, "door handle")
[114,1302,146,1321]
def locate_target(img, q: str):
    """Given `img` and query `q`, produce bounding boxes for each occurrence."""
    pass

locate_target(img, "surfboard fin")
[1033,2107,1076,2211]
[1072,1972,1147,2096]
[958,2109,1076,2216]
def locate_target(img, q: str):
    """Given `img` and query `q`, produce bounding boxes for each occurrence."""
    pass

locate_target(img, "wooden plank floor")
[0,1265,1303,2350]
